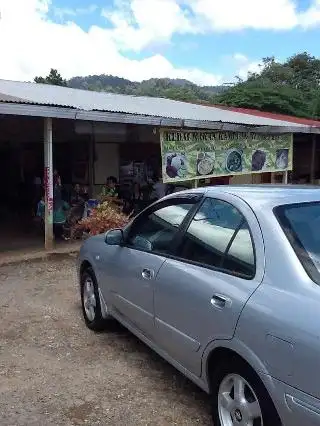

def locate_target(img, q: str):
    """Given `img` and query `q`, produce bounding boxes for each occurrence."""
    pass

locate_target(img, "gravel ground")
[0,254,212,425]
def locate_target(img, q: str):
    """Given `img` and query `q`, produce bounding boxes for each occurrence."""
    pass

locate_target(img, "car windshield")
[275,201,320,284]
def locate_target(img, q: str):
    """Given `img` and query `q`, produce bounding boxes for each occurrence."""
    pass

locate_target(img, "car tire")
[211,358,281,426]
[80,267,111,332]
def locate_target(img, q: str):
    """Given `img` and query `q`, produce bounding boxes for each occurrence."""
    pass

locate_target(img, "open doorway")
[0,116,44,252]
[0,115,92,252]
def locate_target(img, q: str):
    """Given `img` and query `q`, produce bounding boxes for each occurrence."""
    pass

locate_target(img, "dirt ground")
[0,254,212,425]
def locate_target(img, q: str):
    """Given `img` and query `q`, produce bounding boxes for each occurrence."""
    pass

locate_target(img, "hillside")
[68,75,225,103]
[35,53,320,119]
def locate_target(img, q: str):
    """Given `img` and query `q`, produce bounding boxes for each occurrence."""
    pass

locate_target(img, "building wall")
[230,174,262,184]
[230,174,252,184]
[78,123,159,196]
[292,135,320,183]
[94,143,119,184]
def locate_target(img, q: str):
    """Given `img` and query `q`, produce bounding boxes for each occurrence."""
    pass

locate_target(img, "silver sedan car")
[78,185,320,426]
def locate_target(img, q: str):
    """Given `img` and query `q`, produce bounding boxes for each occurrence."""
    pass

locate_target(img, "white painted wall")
[94,143,119,184]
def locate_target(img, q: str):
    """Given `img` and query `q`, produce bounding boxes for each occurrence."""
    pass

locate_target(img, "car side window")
[178,198,255,278]
[127,202,194,254]
[223,222,255,277]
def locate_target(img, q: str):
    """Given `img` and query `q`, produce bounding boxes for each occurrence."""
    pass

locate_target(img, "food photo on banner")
[160,129,293,183]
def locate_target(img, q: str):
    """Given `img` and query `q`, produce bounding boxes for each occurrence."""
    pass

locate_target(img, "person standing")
[53,169,60,186]
[33,174,42,216]
[53,174,69,240]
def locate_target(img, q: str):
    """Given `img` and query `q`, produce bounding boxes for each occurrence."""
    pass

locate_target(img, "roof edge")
[0,102,319,133]
[213,104,320,127]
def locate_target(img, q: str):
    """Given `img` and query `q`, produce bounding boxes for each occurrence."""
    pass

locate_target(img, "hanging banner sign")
[160,129,293,183]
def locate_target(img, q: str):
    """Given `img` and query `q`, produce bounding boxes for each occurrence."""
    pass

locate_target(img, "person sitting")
[67,184,86,238]
[100,176,118,199]
[120,188,134,216]
[150,174,167,201]
[81,185,90,202]
[70,183,85,207]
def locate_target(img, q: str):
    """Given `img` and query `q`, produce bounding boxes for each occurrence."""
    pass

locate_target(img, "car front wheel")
[211,359,281,426]
[80,267,110,331]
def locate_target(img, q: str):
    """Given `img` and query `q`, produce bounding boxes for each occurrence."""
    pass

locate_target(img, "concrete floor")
[0,231,43,253]
[0,241,81,267]
[0,216,81,265]
[0,218,43,253]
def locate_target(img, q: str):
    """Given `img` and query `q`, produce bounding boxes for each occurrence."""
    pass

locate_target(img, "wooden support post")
[283,171,288,184]
[271,173,276,184]
[44,118,54,250]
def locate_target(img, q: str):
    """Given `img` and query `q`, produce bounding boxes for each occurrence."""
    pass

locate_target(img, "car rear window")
[275,202,320,284]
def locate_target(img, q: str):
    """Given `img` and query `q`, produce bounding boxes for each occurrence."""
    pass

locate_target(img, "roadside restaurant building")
[0,79,319,252]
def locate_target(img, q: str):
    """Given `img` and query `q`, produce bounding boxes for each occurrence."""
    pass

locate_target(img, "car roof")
[201,185,320,209]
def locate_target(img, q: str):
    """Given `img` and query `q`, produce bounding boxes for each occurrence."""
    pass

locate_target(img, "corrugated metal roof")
[215,105,320,127]
[0,92,26,103]
[0,78,314,129]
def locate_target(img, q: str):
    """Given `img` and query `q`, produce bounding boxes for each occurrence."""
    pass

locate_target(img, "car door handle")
[210,294,232,309]
[141,268,154,280]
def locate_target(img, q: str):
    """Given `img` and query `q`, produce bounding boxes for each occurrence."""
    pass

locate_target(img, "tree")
[217,52,320,119]
[34,69,67,87]
[217,84,310,117]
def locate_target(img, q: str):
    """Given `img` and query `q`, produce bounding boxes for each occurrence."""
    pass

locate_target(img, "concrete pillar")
[44,118,54,250]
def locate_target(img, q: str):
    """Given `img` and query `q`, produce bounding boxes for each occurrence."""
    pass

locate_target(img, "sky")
[0,0,320,86]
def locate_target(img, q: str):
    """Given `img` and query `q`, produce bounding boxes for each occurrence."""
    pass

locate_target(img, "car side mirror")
[105,229,124,246]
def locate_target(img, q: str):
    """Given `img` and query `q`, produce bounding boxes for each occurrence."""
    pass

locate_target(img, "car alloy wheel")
[82,275,97,322]
[218,373,263,426]
[80,267,112,331]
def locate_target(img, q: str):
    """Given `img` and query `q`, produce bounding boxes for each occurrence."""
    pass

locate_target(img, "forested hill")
[68,75,226,103]
[35,52,320,120]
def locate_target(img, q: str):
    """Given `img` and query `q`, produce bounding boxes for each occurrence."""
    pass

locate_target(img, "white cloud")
[0,0,221,85]
[299,0,320,28]
[187,0,299,31]
[232,54,262,80]
[1,0,319,88]
[237,61,262,80]
[102,0,320,53]
[102,0,195,51]
[53,4,98,21]
[187,0,320,31]
[233,53,249,63]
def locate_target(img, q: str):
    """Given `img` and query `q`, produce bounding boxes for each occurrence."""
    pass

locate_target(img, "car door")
[154,194,265,376]
[99,195,200,338]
